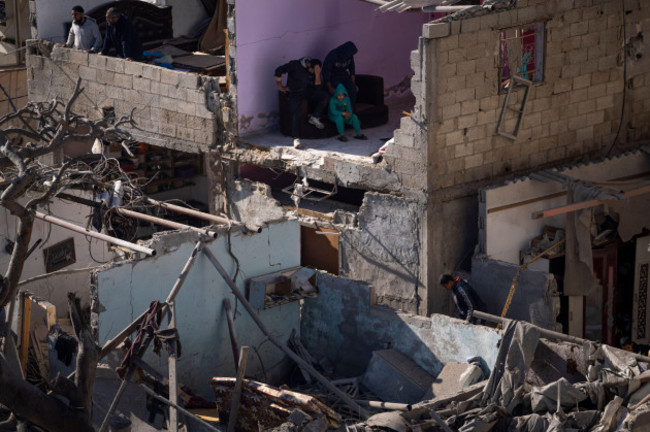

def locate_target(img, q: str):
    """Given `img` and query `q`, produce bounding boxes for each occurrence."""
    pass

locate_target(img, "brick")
[562,36,582,52]
[133,76,151,93]
[458,113,477,129]
[88,54,107,69]
[585,110,604,126]
[569,48,588,65]
[114,74,133,89]
[568,114,587,131]
[67,49,89,65]
[477,110,496,125]
[160,123,176,137]
[456,88,475,103]
[596,95,614,110]
[78,65,97,82]
[124,61,144,76]
[573,74,591,90]
[179,72,199,90]
[424,22,450,39]
[454,142,473,158]
[105,57,125,73]
[439,34,459,52]
[479,96,499,111]
[442,103,461,120]
[446,130,464,146]
[176,126,195,141]
[142,65,162,81]
[466,124,487,142]
[439,62,457,78]
[96,69,115,85]
[161,69,180,86]
[466,44,489,61]
[524,112,542,127]
[597,55,618,71]
[577,99,596,115]
[569,88,588,104]
[464,153,483,169]
[576,125,594,141]
[561,64,581,79]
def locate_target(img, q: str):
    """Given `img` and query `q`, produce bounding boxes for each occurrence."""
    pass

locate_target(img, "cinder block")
[423,22,450,39]
[142,64,161,81]
[105,57,125,73]
[456,88,476,103]
[458,113,478,129]
[466,124,487,142]
[442,102,461,120]
[178,72,199,90]
[454,142,473,158]
[176,126,195,141]
[439,34,459,52]
[124,61,143,76]
[78,65,97,82]
[67,49,88,65]
[464,153,483,169]
[133,76,151,93]
[160,69,180,86]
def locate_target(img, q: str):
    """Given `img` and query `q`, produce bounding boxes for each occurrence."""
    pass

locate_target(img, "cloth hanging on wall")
[198,0,226,53]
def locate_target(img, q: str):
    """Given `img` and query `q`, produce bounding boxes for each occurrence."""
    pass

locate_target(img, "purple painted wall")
[235,0,430,135]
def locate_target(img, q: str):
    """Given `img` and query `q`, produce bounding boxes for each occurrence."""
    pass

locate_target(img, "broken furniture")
[278,74,389,139]
[210,377,341,432]
[246,267,316,309]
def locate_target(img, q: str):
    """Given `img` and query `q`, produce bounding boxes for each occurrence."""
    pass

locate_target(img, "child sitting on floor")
[328,83,367,142]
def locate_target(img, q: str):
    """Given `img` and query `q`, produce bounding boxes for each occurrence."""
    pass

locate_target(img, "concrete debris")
[345,319,650,432]
[361,349,434,404]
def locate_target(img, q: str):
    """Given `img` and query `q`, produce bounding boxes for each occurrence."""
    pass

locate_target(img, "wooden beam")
[531,184,650,219]
[227,346,249,432]
[19,292,32,375]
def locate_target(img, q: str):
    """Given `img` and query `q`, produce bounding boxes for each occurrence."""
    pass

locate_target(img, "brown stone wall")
[426,0,650,191]
[26,45,221,152]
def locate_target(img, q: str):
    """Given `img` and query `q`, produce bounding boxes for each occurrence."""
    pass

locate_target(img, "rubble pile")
[349,320,650,432]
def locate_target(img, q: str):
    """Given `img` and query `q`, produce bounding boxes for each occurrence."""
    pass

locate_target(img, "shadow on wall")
[300,272,502,379]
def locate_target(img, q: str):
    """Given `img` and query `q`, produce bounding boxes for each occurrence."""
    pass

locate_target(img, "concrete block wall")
[426,0,650,190]
[26,46,221,152]
[0,67,28,120]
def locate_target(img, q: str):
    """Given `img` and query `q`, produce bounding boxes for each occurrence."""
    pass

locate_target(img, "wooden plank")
[19,292,32,374]
[227,346,249,432]
[531,184,650,219]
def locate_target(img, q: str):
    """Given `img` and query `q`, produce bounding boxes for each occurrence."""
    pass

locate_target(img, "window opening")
[499,22,545,91]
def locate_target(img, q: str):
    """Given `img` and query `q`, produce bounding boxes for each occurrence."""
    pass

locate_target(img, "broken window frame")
[495,74,532,140]
[498,21,545,92]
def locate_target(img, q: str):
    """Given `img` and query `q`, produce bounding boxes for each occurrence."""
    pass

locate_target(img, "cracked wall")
[340,193,425,314]
[94,221,300,398]
[300,273,501,378]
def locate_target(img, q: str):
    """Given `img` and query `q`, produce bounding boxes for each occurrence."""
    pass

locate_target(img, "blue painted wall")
[95,221,301,398]
[301,273,502,379]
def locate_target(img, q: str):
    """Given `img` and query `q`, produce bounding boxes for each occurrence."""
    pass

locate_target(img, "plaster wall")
[32,0,105,43]
[234,0,428,134]
[339,193,425,314]
[301,273,501,379]
[482,151,650,264]
[27,47,221,152]
[424,0,650,191]
[471,255,558,330]
[0,193,115,311]
[95,221,301,397]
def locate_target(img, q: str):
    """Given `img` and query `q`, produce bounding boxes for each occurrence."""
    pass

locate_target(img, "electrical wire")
[605,0,628,157]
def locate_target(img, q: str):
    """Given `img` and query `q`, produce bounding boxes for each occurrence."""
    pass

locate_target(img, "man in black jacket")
[275,57,328,149]
[440,274,486,323]
[101,8,143,60]
[322,41,358,108]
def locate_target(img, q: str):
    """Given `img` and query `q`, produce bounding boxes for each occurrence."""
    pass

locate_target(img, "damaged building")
[1,0,650,430]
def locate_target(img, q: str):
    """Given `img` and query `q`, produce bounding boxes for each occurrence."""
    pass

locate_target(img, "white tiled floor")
[240,95,415,159]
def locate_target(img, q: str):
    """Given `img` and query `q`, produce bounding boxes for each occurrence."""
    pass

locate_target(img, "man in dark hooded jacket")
[322,41,358,108]
[440,274,486,323]
[275,57,328,149]
[101,8,143,60]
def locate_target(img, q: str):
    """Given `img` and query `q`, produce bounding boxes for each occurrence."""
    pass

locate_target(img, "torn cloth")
[563,180,623,296]
[117,300,181,378]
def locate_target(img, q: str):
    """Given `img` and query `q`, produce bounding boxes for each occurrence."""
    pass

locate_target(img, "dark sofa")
[278,74,389,139]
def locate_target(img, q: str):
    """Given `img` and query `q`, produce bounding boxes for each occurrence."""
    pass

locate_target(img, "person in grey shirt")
[64,5,102,53]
